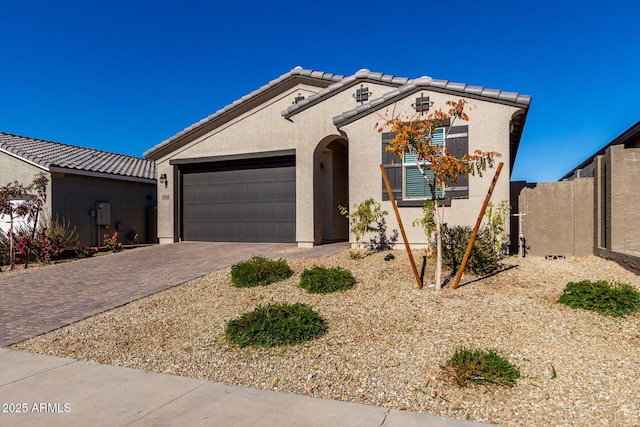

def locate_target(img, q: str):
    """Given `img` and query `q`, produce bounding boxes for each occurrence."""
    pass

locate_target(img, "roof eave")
[333,80,531,128]
[282,69,412,119]
[0,147,50,172]
[49,166,157,184]
[144,69,344,160]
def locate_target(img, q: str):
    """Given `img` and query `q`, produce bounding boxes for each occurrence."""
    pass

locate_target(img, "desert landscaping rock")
[12,251,640,427]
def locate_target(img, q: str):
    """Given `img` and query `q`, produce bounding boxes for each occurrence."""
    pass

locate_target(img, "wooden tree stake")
[380,164,423,290]
[453,162,503,289]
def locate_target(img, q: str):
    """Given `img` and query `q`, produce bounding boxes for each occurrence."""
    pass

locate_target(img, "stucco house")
[0,132,157,246]
[144,67,531,247]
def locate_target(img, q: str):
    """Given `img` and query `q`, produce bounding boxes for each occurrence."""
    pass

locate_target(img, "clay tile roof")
[0,132,156,181]
[281,68,412,119]
[144,67,344,159]
[333,77,531,127]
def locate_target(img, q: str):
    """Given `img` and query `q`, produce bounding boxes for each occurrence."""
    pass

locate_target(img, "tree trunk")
[24,203,40,269]
[9,216,15,271]
[435,204,442,289]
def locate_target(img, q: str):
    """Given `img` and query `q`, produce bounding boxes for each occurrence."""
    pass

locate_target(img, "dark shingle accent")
[0,132,156,181]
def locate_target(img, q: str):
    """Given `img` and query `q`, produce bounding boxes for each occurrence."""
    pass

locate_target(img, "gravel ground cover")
[12,251,640,427]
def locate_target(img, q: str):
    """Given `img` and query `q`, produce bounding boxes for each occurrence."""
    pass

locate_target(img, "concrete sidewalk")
[0,348,497,427]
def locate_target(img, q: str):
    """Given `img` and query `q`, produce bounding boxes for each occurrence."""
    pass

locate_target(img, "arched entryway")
[313,136,349,244]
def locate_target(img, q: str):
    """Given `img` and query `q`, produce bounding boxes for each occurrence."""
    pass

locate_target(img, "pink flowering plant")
[103,232,123,252]
[75,242,97,259]
[14,230,66,264]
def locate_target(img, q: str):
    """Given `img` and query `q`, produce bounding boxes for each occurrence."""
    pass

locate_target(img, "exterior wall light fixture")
[159,173,168,188]
[293,93,305,104]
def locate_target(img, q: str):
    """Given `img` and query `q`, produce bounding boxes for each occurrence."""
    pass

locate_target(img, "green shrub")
[230,256,293,287]
[225,303,327,348]
[558,280,640,317]
[441,225,500,276]
[300,266,355,293]
[338,198,388,258]
[444,347,520,387]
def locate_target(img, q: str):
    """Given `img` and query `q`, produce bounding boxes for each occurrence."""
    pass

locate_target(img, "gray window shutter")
[445,125,469,199]
[381,132,402,201]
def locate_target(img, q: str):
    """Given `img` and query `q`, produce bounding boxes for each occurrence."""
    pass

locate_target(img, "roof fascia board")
[509,108,529,175]
[49,166,156,184]
[145,75,336,160]
[169,149,296,165]
[0,147,50,172]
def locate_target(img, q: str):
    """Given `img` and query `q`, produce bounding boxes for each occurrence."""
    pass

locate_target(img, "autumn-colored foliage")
[379,99,500,288]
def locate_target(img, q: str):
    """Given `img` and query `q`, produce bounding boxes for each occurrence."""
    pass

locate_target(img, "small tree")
[0,173,48,270]
[382,99,499,288]
[339,198,388,258]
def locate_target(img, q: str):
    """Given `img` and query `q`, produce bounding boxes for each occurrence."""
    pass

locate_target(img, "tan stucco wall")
[154,83,329,244]
[338,90,518,247]
[518,179,594,257]
[153,82,522,247]
[285,82,399,246]
[51,173,156,246]
[0,152,53,220]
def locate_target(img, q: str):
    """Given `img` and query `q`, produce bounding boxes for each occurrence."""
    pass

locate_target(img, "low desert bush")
[225,303,327,348]
[444,347,520,387]
[230,256,293,287]
[557,280,640,317]
[441,225,500,276]
[299,266,355,294]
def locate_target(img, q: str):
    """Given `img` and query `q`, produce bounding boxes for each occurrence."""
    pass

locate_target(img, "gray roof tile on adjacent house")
[144,67,345,159]
[0,132,156,181]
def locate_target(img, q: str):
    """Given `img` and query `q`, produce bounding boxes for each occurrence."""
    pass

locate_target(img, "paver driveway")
[0,242,349,347]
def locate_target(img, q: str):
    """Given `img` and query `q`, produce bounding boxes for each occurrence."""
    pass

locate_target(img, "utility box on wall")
[96,202,111,225]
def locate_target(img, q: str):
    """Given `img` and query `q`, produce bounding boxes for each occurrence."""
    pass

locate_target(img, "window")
[403,128,444,200]
[382,125,469,206]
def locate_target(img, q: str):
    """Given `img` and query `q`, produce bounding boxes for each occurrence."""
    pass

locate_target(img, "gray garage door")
[181,157,295,242]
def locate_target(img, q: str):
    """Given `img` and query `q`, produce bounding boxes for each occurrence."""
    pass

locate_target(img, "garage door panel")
[183,200,295,222]
[181,157,295,242]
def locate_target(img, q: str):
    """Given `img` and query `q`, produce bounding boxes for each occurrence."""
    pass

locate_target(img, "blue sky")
[1,0,638,182]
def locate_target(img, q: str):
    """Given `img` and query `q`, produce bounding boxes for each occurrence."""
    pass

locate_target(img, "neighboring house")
[144,67,531,247]
[0,132,157,246]
[513,121,640,273]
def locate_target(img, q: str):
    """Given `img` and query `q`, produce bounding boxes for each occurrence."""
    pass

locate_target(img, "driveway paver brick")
[0,242,349,347]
